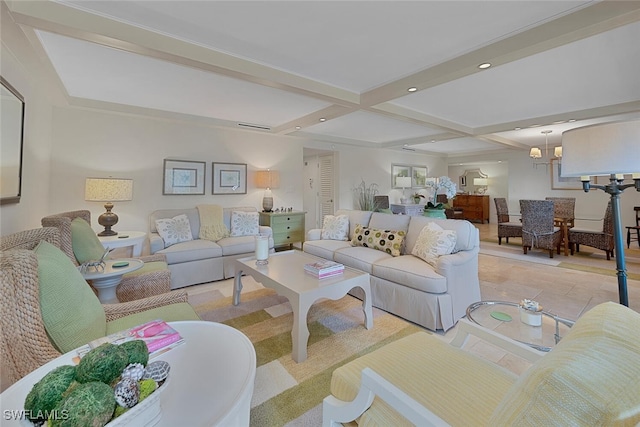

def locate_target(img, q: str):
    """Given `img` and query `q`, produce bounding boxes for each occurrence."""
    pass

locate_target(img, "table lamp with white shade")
[256,169,279,212]
[396,176,412,204]
[561,119,640,306]
[85,177,133,236]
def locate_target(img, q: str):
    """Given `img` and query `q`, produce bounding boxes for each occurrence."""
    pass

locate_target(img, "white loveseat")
[303,209,480,331]
[149,207,274,289]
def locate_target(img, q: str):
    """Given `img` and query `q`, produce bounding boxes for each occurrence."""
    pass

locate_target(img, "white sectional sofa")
[303,209,481,331]
[149,207,274,289]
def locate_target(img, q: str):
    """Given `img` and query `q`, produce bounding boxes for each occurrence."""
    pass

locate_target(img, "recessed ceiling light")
[552,120,566,124]
[430,140,436,143]
[568,119,576,122]
[407,87,417,92]
[319,118,326,122]
[515,127,521,130]
[478,63,491,69]
[295,126,301,130]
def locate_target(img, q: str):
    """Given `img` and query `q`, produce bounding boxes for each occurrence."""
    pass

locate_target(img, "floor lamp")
[561,120,640,307]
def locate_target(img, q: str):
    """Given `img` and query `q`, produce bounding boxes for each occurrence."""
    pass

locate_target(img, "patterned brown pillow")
[350,224,405,256]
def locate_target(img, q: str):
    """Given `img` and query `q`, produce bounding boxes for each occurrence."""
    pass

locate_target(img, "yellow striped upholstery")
[330,332,518,426]
[489,302,640,426]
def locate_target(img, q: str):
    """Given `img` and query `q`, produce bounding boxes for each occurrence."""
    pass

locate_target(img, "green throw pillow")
[71,217,106,264]
[35,240,106,353]
[350,224,405,257]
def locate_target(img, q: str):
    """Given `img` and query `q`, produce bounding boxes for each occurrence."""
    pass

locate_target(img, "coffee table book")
[74,319,184,362]
[304,260,344,276]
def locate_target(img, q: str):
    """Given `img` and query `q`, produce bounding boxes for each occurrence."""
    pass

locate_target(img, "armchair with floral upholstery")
[0,227,199,387]
[42,210,171,301]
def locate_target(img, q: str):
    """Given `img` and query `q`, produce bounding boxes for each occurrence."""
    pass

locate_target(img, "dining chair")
[625,206,640,248]
[520,199,562,258]
[545,197,576,228]
[569,201,614,260]
[494,197,522,245]
[42,210,172,302]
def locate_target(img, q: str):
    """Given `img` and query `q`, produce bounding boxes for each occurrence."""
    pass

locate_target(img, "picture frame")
[392,164,412,188]
[212,162,247,194]
[0,77,25,205]
[163,159,206,195]
[412,166,428,188]
[392,164,428,188]
[550,159,583,190]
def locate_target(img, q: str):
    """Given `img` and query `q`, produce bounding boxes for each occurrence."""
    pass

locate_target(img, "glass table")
[466,301,575,352]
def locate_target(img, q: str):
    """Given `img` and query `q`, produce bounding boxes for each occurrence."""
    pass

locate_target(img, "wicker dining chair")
[494,197,522,245]
[0,227,197,387]
[42,210,171,302]
[545,197,576,228]
[520,199,562,258]
[568,201,614,260]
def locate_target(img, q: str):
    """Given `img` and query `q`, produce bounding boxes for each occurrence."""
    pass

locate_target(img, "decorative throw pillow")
[230,211,260,237]
[71,217,106,264]
[321,214,349,241]
[35,240,107,353]
[350,224,405,257]
[411,222,457,267]
[155,214,193,247]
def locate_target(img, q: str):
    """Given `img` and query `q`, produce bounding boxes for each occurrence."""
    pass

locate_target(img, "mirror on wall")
[461,169,488,195]
[0,76,25,205]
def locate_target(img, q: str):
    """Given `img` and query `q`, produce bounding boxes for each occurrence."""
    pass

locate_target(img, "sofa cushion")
[489,302,640,426]
[223,206,259,230]
[351,224,405,257]
[336,209,373,239]
[369,212,411,234]
[321,214,349,241]
[373,255,448,293]
[157,239,222,264]
[230,211,259,237]
[334,246,392,274]
[150,208,200,238]
[71,217,105,264]
[303,239,351,260]
[411,222,457,267]
[155,214,194,247]
[406,216,477,254]
[35,241,107,353]
[217,235,258,256]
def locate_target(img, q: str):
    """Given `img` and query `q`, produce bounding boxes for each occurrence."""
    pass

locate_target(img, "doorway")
[303,149,337,234]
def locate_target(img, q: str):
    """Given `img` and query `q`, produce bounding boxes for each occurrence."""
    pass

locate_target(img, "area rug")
[188,282,422,426]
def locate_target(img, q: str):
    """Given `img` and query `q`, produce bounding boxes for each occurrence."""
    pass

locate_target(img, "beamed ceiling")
[5,0,640,157]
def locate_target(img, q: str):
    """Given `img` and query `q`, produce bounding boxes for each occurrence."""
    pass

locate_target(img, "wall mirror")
[0,76,25,205]
[462,169,488,195]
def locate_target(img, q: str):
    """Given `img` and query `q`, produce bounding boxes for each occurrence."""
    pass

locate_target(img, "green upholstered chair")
[42,210,172,302]
[0,227,199,388]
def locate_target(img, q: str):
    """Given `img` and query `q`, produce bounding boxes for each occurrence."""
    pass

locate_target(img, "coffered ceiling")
[6,0,640,157]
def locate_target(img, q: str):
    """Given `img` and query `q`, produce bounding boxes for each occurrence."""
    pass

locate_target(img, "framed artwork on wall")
[412,166,428,187]
[212,162,247,194]
[0,76,25,205]
[550,159,583,190]
[163,159,206,195]
[392,164,411,188]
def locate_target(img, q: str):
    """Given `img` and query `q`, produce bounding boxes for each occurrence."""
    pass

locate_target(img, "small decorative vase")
[423,209,446,219]
[413,197,421,204]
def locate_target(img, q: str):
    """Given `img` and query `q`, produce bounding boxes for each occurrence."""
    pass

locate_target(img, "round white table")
[98,231,146,257]
[80,259,144,303]
[0,321,257,426]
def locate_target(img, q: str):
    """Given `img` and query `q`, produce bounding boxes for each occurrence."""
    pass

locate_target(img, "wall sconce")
[255,169,279,212]
[473,177,488,194]
[562,119,640,307]
[85,177,133,236]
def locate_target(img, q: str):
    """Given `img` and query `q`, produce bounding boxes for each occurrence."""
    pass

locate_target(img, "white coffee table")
[0,321,256,426]
[233,250,373,362]
[80,259,144,303]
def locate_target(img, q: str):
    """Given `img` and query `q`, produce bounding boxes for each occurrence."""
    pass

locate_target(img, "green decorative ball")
[119,340,149,367]
[75,343,128,384]
[24,365,76,423]
[50,381,115,427]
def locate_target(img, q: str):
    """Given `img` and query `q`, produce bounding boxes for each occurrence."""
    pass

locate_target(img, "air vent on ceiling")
[237,122,271,131]
[402,146,416,151]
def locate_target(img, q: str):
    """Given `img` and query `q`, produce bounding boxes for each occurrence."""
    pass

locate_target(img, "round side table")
[97,231,146,257]
[80,259,144,303]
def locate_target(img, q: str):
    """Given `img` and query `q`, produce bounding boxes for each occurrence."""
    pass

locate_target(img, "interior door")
[318,154,335,225]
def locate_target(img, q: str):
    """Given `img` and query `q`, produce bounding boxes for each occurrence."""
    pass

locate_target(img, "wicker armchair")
[42,210,171,302]
[520,200,562,258]
[494,197,522,245]
[569,202,614,260]
[0,227,198,387]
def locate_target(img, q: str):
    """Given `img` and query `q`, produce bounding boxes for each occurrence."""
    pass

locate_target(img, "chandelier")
[529,130,561,169]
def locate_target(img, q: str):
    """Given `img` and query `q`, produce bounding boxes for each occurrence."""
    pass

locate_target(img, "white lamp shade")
[529,147,542,159]
[561,120,640,177]
[554,146,563,158]
[85,178,133,201]
[473,178,488,186]
[396,176,412,188]
[255,170,279,189]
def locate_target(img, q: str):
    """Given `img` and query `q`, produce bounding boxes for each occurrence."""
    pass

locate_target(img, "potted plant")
[424,176,457,218]
[412,193,425,204]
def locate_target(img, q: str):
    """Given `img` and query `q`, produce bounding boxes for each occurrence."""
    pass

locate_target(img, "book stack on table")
[304,260,345,278]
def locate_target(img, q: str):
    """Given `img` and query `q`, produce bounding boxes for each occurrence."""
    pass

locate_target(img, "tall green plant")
[353,180,379,211]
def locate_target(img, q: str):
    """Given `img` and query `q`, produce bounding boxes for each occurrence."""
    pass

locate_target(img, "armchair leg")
[498,237,502,245]
[523,246,528,254]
